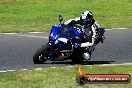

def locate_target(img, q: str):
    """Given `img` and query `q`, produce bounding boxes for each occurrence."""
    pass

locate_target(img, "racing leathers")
[64,17,99,48]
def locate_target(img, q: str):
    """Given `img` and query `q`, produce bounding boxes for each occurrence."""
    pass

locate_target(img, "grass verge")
[0,0,131,33]
[0,65,132,88]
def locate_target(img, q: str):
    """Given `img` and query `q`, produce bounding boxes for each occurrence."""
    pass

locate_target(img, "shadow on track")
[44,60,115,65]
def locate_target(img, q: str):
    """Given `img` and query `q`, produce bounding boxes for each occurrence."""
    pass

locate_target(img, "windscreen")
[56,25,80,37]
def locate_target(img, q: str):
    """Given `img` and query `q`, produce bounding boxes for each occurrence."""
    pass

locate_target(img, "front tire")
[33,43,50,64]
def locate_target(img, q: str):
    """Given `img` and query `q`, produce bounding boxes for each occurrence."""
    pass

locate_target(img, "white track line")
[105,28,129,30]
[28,32,44,33]
[111,28,127,30]
[0,33,18,35]
[0,71,7,73]
[21,69,29,71]
[67,66,74,68]
[0,63,132,73]
[7,70,16,72]
[18,35,48,39]
[0,28,129,35]
[34,68,43,70]
[105,29,111,30]
[122,63,132,65]
[50,67,57,68]
[18,28,128,39]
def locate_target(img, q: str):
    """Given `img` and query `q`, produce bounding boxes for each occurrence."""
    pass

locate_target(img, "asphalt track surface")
[0,29,132,71]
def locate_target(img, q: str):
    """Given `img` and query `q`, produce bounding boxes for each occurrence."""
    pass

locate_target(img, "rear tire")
[33,43,49,64]
[71,53,83,64]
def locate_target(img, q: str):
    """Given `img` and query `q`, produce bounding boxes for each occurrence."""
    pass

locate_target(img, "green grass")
[0,65,132,88]
[0,0,131,33]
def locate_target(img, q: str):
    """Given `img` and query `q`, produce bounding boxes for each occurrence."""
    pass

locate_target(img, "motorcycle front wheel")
[33,43,50,64]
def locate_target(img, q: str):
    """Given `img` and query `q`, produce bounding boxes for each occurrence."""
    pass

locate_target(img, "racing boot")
[83,52,91,60]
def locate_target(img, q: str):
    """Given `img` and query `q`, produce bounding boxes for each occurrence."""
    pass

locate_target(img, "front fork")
[48,42,58,58]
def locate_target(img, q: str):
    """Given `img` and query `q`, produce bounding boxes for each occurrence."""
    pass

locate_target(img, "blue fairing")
[50,24,83,40]
[49,24,83,50]
[47,24,85,57]
[50,26,61,41]
[71,27,81,36]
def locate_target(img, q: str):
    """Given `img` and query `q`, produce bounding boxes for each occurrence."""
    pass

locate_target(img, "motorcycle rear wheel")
[33,43,49,64]
[71,53,83,64]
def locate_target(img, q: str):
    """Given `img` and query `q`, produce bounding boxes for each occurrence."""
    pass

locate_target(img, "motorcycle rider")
[64,11,99,60]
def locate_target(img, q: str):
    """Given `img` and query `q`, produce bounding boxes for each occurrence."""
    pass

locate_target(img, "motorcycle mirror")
[59,15,63,23]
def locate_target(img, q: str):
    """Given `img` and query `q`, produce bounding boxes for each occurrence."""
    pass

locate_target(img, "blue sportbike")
[33,15,105,64]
